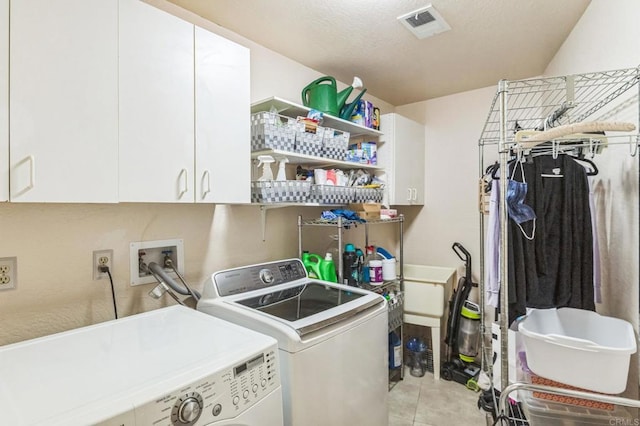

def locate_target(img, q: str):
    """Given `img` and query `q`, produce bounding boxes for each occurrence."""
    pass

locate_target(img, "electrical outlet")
[0,257,17,290]
[93,249,113,280]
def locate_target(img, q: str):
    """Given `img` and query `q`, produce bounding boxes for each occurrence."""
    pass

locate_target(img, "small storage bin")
[322,128,350,160]
[518,308,637,394]
[251,111,296,152]
[294,122,324,157]
[308,185,353,204]
[352,187,383,203]
[251,180,311,204]
[520,389,631,426]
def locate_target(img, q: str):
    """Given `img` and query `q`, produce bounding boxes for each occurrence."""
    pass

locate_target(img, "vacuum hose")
[147,262,201,300]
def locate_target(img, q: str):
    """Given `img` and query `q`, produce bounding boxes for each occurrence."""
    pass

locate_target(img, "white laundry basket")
[518,308,637,394]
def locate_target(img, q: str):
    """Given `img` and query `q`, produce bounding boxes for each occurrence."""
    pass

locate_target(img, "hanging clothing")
[485,179,500,308]
[507,155,594,323]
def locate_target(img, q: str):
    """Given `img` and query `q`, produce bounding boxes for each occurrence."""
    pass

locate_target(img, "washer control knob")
[172,392,203,425]
[259,268,274,284]
[233,396,240,405]
[261,379,267,388]
[243,389,250,399]
[179,398,201,423]
[252,384,258,393]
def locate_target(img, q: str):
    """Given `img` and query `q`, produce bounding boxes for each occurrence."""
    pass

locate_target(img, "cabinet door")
[379,113,425,206]
[0,0,7,202]
[118,0,194,202]
[195,26,250,204]
[396,115,425,205]
[9,0,118,202]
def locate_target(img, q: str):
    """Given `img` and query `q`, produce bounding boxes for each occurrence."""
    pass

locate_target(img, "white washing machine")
[0,306,283,426]
[197,259,389,426]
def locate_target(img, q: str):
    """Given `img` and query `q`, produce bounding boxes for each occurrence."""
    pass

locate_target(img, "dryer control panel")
[102,345,280,425]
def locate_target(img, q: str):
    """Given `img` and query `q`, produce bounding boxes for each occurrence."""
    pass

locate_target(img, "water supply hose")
[148,262,201,300]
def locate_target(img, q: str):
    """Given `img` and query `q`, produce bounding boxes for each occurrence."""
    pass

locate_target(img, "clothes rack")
[478,65,640,423]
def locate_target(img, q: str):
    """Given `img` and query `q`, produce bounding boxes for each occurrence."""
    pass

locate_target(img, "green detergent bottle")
[319,253,338,283]
[301,251,322,279]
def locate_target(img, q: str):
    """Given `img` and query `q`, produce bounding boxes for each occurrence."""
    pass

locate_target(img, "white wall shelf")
[251,149,382,170]
[251,96,383,138]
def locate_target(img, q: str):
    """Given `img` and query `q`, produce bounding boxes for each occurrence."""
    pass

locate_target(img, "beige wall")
[396,0,640,395]
[0,0,395,346]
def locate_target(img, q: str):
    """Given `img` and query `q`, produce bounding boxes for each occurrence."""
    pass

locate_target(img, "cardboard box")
[347,141,377,165]
[348,203,381,220]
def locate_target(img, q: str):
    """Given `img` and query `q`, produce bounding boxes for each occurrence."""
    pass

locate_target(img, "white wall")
[395,87,496,289]
[0,0,395,346]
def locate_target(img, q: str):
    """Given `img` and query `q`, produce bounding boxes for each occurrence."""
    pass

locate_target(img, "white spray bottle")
[276,157,289,181]
[257,155,275,181]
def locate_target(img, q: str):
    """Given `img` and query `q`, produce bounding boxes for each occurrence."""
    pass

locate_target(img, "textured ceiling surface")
[168,0,591,106]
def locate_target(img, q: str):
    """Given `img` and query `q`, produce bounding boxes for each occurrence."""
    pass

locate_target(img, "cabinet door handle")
[202,170,211,199]
[407,188,412,201]
[27,155,35,190]
[412,188,417,201]
[178,168,189,199]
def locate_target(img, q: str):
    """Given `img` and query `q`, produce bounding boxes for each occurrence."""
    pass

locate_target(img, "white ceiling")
[168,0,591,106]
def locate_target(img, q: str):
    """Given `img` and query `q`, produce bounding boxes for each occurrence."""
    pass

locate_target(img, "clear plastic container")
[520,389,631,426]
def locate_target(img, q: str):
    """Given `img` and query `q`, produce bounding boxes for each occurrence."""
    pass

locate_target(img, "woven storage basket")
[251,180,311,204]
[353,187,383,203]
[251,111,296,153]
[294,122,324,157]
[308,185,353,205]
[322,128,350,160]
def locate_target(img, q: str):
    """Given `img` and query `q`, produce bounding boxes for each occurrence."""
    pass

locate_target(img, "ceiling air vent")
[397,5,451,39]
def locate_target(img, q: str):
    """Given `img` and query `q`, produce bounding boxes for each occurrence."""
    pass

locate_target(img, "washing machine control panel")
[215,259,307,296]
[117,345,280,425]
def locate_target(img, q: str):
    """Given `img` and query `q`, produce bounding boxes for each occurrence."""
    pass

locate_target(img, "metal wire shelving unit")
[478,65,640,425]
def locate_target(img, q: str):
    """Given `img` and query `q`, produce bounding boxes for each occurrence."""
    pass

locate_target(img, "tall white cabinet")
[0,0,8,201]
[9,0,118,202]
[379,113,425,206]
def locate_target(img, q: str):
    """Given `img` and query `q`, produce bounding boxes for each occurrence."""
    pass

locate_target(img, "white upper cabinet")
[195,26,250,204]
[379,113,425,206]
[118,0,195,203]
[9,0,118,202]
[0,0,7,202]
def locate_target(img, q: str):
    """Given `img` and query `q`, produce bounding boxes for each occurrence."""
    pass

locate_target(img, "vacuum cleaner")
[441,242,481,388]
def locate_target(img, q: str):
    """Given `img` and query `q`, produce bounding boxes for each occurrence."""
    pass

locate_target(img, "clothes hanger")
[490,151,599,179]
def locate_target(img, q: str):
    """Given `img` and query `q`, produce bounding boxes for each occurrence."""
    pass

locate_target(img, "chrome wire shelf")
[479,66,640,147]
[301,216,403,227]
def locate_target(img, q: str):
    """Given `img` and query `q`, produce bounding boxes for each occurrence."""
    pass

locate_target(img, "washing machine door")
[233,281,382,336]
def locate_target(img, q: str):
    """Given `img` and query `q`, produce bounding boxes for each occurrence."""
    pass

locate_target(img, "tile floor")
[388,367,489,426]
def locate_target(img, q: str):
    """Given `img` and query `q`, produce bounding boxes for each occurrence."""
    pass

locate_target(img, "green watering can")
[301,76,367,119]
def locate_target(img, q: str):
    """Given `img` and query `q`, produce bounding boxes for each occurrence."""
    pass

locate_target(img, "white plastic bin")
[518,308,637,394]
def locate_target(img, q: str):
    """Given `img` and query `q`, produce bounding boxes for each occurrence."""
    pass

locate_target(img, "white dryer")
[197,259,389,426]
[0,306,283,426]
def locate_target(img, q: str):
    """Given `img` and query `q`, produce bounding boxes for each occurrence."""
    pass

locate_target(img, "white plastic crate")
[250,180,311,204]
[251,111,296,152]
[518,308,637,394]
